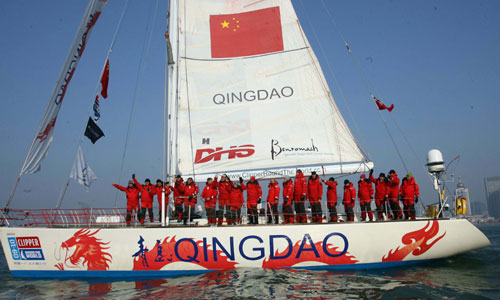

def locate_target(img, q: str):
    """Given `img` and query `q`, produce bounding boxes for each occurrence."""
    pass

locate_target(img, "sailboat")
[0,0,490,278]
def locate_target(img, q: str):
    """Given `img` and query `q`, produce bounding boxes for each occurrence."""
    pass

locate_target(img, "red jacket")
[386,173,400,199]
[214,178,231,206]
[400,177,419,200]
[307,176,323,203]
[322,180,338,205]
[242,181,262,207]
[369,174,388,200]
[133,178,155,208]
[154,185,171,209]
[282,181,294,205]
[267,181,280,205]
[112,183,140,208]
[170,179,185,205]
[183,182,199,207]
[201,183,218,208]
[229,187,245,210]
[343,183,356,207]
[358,179,374,202]
[294,172,307,199]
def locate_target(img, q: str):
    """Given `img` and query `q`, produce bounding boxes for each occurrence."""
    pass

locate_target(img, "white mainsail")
[169,0,372,181]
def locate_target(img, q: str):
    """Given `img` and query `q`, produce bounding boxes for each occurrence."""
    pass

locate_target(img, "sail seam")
[180,47,309,61]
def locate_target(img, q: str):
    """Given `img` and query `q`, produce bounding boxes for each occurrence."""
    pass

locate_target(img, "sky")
[0,0,499,213]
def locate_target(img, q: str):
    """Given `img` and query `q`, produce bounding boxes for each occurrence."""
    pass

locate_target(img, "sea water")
[0,224,498,299]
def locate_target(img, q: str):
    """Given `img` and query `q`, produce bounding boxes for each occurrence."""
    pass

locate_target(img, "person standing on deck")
[183,177,199,225]
[343,179,356,222]
[112,180,140,226]
[358,174,374,221]
[400,172,420,220]
[282,177,295,224]
[133,175,155,224]
[369,170,389,221]
[214,174,231,225]
[307,171,323,223]
[294,169,307,223]
[322,177,338,222]
[154,179,171,222]
[241,176,262,225]
[387,170,402,219]
[202,177,218,225]
[267,178,280,224]
[170,175,185,222]
[228,182,244,225]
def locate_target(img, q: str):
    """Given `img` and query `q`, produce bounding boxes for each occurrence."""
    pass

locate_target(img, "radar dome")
[427,149,445,173]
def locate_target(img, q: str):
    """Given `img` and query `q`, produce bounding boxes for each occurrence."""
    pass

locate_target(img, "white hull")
[0,219,490,278]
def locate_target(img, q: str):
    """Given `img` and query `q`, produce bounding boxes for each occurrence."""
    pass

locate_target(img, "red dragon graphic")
[36,117,57,142]
[382,220,446,262]
[262,240,358,268]
[55,229,112,270]
[132,236,237,270]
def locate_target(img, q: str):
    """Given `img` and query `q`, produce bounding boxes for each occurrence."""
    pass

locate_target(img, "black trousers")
[248,206,258,224]
[139,207,154,223]
[267,203,279,224]
[295,202,306,223]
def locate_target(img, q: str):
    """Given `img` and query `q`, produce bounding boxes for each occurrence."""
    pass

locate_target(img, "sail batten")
[170,0,372,180]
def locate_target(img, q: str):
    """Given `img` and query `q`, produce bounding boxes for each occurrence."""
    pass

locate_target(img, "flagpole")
[4,175,21,213]
[55,180,70,210]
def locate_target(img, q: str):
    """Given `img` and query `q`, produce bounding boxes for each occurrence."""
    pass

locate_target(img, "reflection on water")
[0,224,499,299]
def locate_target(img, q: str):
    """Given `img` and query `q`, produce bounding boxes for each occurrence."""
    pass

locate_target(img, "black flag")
[84,117,104,144]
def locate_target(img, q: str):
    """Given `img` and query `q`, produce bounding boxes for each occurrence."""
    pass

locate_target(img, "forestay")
[170,0,372,181]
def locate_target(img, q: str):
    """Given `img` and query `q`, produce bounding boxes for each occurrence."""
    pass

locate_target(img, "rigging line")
[319,0,410,172]
[298,0,369,168]
[55,0,130,209]
[114,0,160,207]
[374,101,409,173]
[388,112,424,166]
[183,0,197,183]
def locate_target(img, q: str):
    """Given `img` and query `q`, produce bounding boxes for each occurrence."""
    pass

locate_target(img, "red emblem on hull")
[382,220,446,262]
[262,235,358,268]
[55,229,112,271]
[132,236,237,270]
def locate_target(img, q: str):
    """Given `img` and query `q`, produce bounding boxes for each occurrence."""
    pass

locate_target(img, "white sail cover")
[172,0,372,181]
[20,0,107,175]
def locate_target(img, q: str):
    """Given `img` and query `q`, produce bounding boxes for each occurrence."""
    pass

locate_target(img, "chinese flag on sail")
[210,7,284,58]
[100,59,109,98]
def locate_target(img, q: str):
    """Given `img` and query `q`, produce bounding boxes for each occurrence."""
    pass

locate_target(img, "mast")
[164,0,179,226]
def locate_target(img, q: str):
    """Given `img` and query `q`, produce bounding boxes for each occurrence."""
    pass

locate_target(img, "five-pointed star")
[221,20,230,28]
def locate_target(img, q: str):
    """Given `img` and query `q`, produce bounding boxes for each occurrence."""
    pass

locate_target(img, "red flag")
[372,95,394,112]
[100,59,109,98]
[210,7,284,58]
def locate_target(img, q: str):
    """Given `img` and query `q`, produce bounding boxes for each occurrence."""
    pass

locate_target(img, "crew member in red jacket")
[358,174,374,221]
[214,174,232,225]
[201,177,218,225]
[228,182,245,225]
[282,177,295,224]
[183,177,199,225]
[241,176,262,225]
[170,175,185,222]
[400,172,420,220]
[294,169,307,223]
[343,179,356,222]
[112,180,140,225]
[307,171,323,223]
[133,175,155,224]
[267,178,280,224]
[154,179,171,223]
[322,177,338,222]
[387,170,402,219]
[369,170,389,220]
